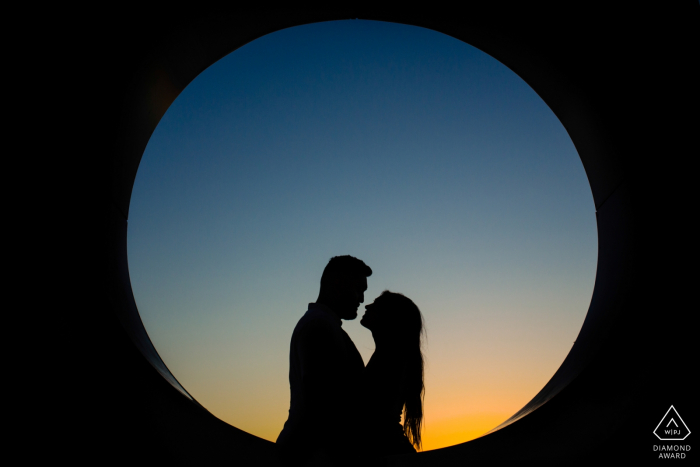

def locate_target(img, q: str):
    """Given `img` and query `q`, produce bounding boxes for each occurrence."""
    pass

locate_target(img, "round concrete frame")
[102,5,696,466]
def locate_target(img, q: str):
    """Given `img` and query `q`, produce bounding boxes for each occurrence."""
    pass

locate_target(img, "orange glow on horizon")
[420,412,512,451]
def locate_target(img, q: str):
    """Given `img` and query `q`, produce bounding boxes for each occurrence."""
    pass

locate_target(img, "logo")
[654,406,690,441]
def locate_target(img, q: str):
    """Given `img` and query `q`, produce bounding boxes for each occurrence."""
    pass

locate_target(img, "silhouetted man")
[276,255,372,466]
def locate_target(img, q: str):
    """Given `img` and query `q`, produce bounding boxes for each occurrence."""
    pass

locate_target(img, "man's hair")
[320,255,372,287]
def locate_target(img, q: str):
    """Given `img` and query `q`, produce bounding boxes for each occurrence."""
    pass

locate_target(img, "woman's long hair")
[378,291,425,450]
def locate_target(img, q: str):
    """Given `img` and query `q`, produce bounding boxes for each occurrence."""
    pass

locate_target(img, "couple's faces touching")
[334,279,394,332]
[328,278,410,340]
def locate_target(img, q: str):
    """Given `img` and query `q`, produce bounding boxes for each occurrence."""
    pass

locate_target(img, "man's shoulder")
[292,306,344,346]
[295,310,337,333]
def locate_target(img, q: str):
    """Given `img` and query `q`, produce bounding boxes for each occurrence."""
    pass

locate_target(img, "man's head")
[317,255,372,320]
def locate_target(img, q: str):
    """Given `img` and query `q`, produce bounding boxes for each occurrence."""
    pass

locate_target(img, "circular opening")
[127,20,597,451]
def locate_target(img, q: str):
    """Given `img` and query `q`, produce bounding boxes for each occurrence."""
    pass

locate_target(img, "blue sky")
[127,19,597,449]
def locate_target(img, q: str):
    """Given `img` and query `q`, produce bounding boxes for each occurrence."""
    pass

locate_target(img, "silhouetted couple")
[276,255,425,466]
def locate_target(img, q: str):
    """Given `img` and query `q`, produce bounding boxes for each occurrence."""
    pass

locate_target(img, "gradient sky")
[127,20,597,451]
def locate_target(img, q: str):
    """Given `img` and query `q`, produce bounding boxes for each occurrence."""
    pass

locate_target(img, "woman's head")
[360,291,424,340]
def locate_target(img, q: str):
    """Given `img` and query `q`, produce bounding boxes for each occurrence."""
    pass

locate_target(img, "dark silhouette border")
[94,4,697,465]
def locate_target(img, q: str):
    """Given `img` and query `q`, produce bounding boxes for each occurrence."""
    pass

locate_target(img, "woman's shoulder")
[365,349,409,385]
[367,348,409,367]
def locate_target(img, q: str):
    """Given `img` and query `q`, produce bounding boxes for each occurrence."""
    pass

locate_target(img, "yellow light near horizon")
[420,412,511,451]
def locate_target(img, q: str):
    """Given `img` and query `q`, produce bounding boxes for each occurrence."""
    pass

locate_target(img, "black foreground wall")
[75,4,697,466]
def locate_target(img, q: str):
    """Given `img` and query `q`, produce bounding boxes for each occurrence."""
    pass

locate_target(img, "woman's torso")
[362,348,416,457]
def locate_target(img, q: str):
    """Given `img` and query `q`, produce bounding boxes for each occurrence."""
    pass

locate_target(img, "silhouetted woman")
[359,291,425,458]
